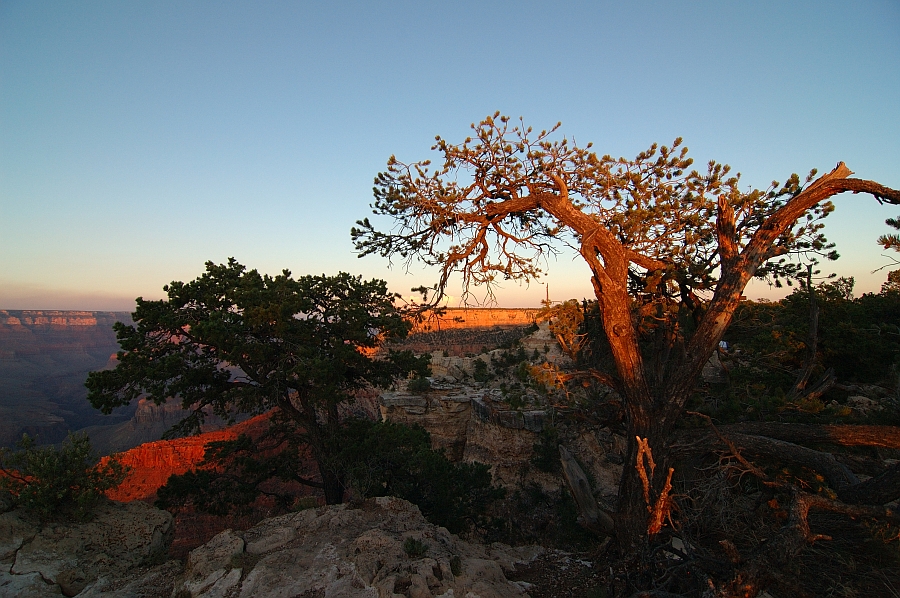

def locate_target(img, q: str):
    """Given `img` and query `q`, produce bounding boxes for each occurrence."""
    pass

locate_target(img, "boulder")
[0,511,38,563]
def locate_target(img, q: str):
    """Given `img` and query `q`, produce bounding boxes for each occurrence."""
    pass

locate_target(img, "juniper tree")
[86,259,427,504]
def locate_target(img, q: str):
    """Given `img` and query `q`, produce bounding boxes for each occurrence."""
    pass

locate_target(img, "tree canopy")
[86,259,428,503]
[352,113,900,546]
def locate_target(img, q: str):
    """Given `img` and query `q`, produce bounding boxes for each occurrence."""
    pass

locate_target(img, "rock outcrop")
[0,500,173,598]
[177,496,539,598]
[74,497,540,598]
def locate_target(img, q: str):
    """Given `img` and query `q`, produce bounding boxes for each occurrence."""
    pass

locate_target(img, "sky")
[1,1,899,311]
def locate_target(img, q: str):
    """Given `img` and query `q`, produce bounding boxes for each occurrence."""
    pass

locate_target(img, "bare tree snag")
[720,422,900,449]
[727,432,859,489]
[559,444,616,536]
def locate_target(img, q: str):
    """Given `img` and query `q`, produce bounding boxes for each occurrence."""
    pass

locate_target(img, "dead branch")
[720,422,900,450]
[647,467,675,536]
[727,432,860,491]
[636,436,676,536]
[636,436,657,506]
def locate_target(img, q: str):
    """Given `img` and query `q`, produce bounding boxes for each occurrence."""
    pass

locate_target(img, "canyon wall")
[379,384,623,500]
[0,308,541,448]
[0,310,134,447]
[411,307,540,331]
[391,307,540,356]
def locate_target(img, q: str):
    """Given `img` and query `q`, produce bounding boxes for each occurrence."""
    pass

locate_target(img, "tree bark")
[838,461,900,505]
[699,424,900,506]
[727,432,860,491]
[320,465,345,505]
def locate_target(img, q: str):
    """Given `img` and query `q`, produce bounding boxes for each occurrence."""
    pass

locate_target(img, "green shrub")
[334,419,504,534]
[0,432,129,521]
[472,358,491,383]
[157,418,503,535]
[450,555,462,576]
[403,537,428,557]
[407,376,432,393]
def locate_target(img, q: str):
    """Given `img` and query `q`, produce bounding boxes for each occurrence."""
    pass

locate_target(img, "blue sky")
[2,1,898,310]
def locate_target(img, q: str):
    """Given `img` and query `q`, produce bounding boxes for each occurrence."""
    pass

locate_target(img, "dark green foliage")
[472,358,491,383]
[156,416,314,516]
[696,279,900,422]
[883,269,900,294]
[157,418,503,535]
[86,260,429,504]
[490,346,529,375]
[449,555,462,576]
[0,433,128,521]
[407,376,432,393]
[495,483,597,550]
[86,260,427,435]
[403,537,428,557]
[531,425,561,474]
[728,281,900,384]
[334,419,504,534]
[877,215,900,253]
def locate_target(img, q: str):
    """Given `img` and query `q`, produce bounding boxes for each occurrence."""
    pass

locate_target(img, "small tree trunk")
[790,265,820,399]
[320,466,345,505]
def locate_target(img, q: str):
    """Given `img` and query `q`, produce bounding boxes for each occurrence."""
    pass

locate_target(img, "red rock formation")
[104,413,273,502]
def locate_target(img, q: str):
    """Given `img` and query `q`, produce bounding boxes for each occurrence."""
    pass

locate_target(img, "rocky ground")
[6,497,591,597]
[509,549,607,597]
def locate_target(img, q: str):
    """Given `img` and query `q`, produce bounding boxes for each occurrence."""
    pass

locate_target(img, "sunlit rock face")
[0,310,132,448]
[103,412,273,503]
[411,308,540,332]
[390,308,539,357]
[100,412,316,559]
